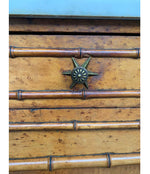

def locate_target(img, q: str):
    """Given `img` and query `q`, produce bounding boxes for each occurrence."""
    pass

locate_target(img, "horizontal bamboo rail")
[9,120,140,131]
[9,90,140,100]
[9,46,140,58]
[9,153,140,171]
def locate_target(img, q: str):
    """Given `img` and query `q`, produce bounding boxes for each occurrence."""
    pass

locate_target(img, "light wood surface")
[9,98,140,108]
[9,58,140,90]
[9,108,140,122]
[9,129,139,158]
[9,35,140,49]
[9,165,140,174]
[9,57,140,90]
[9,98,140,109]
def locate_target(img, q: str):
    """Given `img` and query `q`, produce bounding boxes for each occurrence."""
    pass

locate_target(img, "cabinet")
[9,18,140,174]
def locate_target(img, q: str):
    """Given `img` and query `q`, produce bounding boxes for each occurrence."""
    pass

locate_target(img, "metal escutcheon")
[63,57,98,89]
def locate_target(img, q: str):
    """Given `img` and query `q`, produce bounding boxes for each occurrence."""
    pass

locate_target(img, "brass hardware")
[63,57,98,89]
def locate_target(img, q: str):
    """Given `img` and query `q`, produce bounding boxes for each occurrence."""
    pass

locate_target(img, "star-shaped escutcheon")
[62,57,98,89]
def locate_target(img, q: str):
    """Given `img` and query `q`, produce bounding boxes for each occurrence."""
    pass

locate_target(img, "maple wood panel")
[9,165,140,174]
[9,58,140,90]
[9,108,140,122]
[9,35,139,48]
[9,18,140,174]
[9,129,139,158]
[9,98,140,109]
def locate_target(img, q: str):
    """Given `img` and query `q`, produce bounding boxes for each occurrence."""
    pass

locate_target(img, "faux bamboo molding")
[9,90,140,100]
[9,120,140,131]
[9,153,140,171]
[9,46,140,58]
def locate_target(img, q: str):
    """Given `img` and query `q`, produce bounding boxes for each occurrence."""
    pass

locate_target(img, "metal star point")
[62,57,98,89]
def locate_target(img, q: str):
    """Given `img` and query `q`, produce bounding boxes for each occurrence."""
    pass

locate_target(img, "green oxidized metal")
[63,57,98,89]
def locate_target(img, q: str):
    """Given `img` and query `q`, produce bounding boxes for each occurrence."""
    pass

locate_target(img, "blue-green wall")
[9,0,140,18]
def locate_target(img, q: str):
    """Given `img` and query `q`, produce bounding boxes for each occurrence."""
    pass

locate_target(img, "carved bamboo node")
[9,120,140,131]
[9,152,140,172]
[9,89,140,100]
[9,46,140,58]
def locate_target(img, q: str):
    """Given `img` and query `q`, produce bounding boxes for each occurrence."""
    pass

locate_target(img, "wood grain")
[9,98,140,109]
[9,58,140,90]
[9,165,140,174]
[9,35,140,49]
[9,35,140,91]
[9,18,140,174]
[9,18,140,34]
[9,35,140,108]
[9,130,140,158]
[9,108,140,122]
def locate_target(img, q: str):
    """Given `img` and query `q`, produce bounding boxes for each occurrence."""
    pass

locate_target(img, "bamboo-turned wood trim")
[9,153,140,172]
[9,46,140,58]
[9,120,140,131]
[9,90,140,100]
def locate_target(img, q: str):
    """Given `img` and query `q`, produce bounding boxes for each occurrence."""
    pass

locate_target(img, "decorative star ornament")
[62,57,98,89]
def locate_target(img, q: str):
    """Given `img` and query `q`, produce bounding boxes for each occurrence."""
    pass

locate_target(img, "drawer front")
[9,35,140,108]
